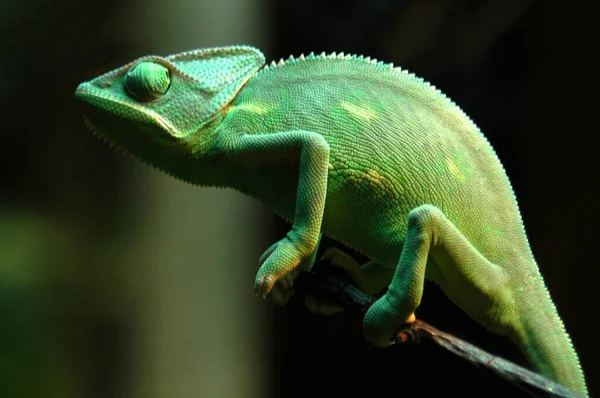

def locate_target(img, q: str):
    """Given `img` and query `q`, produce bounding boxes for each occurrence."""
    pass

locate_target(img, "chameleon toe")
[254,274,276,297]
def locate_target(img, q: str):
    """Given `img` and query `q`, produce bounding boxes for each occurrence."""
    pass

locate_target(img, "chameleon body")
[75,46,588,395]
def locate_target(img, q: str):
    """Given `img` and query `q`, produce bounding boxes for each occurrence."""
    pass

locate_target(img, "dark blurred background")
[1,0,598,397]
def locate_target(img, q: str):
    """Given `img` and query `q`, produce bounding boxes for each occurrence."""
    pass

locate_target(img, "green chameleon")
[75,45,588,396]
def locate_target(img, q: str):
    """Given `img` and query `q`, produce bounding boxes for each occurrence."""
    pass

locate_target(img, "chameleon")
[75,45,588,396]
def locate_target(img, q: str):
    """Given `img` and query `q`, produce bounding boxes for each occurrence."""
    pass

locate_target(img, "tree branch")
[293,266,585,398]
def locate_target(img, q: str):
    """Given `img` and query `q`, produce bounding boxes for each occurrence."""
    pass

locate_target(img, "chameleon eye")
[124,61,170,101]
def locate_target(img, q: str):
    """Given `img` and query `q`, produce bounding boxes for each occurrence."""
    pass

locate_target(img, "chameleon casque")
[75,45,588,395]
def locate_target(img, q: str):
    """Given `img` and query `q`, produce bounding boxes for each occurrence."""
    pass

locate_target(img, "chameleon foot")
[254,237,308,298]
[363,293,417,348]
[264,270,299,306]
[254,275,276,298]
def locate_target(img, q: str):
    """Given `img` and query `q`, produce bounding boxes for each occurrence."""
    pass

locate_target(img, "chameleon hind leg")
[363,204,508,347]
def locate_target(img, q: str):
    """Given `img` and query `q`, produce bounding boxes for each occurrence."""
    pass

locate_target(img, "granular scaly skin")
[75,45,588,396]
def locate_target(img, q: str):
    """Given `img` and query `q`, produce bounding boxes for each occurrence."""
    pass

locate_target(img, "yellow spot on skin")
[365,169,386,190]
[350,168,403,195]
[446,158,465,182]
[228,102,270,115]
[340,101,377,120]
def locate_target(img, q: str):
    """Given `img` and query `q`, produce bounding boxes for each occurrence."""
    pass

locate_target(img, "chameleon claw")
[254,274,275,297]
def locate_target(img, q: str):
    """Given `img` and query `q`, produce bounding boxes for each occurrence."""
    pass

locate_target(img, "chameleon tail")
[510,277,588,397]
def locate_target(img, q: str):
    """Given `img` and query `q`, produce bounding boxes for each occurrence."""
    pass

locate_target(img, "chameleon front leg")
[363,204,507,347]
[228,131,330,297]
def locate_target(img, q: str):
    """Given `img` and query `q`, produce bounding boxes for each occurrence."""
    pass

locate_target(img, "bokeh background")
[1,0,598,397]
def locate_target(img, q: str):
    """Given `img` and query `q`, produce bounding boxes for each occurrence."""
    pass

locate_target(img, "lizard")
[74,45,588,396]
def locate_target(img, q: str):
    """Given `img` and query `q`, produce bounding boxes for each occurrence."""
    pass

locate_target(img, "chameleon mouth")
[75,81,221,188]
[75,82,180,138]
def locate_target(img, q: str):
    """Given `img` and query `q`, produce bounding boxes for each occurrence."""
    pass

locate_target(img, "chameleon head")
[75,45,265,166]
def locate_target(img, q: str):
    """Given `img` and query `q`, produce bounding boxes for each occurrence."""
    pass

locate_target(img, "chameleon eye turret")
[124,61,170,101]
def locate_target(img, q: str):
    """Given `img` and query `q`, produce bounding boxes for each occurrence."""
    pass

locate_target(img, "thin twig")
[294,268,585,398]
